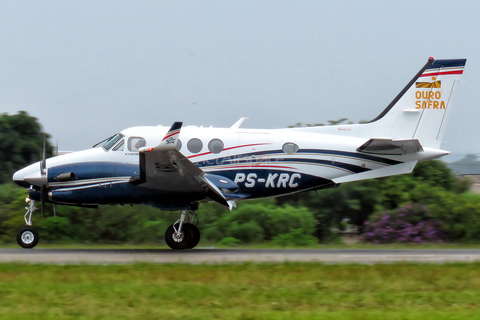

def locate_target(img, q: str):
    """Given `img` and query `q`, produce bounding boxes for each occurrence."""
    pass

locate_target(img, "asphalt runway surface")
[1,248,480,264]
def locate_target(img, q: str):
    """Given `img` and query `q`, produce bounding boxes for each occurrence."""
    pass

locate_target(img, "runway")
[1,248,480,264]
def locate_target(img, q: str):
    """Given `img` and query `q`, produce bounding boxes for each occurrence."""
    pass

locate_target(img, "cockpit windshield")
[93,133,124,151]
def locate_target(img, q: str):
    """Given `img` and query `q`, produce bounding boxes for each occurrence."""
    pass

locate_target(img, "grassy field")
[0,262,480,319]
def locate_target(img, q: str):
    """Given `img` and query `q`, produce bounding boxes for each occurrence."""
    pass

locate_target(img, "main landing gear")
[17,198,40,249]
[165,210,201,250]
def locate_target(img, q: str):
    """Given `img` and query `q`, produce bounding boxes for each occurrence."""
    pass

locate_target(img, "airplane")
[13,57,466,250]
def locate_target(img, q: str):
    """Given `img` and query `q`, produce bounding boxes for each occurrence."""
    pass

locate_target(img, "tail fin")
[361,58,466,149]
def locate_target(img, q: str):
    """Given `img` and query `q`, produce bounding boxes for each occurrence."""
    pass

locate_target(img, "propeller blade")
[40,135,48,220]
[41,134,46,174]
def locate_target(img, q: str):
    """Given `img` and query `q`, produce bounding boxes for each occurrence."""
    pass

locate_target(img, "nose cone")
[13,162,44,188]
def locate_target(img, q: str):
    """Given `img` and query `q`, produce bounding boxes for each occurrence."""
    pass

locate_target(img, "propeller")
[23,134,49,221]
[41,135,46,173]
[40,134,48,220]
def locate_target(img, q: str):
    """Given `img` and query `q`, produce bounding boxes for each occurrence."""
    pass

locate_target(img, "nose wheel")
[17,226,39,249]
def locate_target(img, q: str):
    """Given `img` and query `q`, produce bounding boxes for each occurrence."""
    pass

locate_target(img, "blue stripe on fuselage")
[48,162,139,182]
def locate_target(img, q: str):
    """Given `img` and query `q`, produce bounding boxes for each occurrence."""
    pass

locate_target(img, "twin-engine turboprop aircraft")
[13,58,466,249]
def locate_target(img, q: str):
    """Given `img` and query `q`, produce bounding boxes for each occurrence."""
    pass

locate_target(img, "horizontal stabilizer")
[333,160,418,184]
[357,138,423,155]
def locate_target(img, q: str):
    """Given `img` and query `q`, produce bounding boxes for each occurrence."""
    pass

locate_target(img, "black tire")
[16,226,39,249]
[183,223,200,249]
[165,224,192,250]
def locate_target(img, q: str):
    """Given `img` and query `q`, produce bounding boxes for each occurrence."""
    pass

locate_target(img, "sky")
[0,0,478,159]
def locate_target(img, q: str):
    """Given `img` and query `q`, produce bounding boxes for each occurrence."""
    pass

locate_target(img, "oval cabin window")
[187,138,203,153]
[208,139,224,154]
[282,142,299,154]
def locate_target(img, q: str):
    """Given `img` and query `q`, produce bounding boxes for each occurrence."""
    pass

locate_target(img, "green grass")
[0,262,480,319]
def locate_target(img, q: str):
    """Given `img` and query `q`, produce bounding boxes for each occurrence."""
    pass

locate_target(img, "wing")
[130,122,234,209]
[357,138,423,155]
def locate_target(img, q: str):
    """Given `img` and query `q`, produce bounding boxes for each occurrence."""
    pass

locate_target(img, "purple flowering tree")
[360,203,447,244]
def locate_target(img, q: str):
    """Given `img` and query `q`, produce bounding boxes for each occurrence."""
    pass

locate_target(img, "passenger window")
[128,137,146,152]
[283,142,299,154]
[177,139,182,151]
[208,139,224,154]
[187,138,203,153]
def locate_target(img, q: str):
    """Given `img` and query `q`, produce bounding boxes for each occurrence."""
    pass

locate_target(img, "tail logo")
[415,76,445,109]
[415,90,445,109]
[165,137,176,145]
[416,80,441,88]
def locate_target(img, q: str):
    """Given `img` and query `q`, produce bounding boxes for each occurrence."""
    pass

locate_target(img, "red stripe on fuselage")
[211,164,296,170]
[187,143,270,159]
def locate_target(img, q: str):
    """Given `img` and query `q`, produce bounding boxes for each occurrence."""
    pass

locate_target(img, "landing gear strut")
[165,210,200,250]
[17,198,40,249]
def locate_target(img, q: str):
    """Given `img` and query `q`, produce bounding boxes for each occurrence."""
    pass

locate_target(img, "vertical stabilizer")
[361,58,466,149]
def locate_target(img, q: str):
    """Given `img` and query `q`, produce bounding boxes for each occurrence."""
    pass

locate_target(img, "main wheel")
[183,223,200,249]
[16,226,39,249]
[165,224,193,250]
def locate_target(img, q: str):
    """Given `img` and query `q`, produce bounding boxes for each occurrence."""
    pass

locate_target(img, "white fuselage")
[14,124,448,203]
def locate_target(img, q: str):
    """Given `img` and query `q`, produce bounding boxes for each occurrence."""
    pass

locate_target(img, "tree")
[277,160,471,242]
[0,111,53,183]
[199,200,316,243]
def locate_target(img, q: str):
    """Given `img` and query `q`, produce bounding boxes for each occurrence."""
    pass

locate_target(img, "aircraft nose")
[13,168,30,188]
[12,163,45,188]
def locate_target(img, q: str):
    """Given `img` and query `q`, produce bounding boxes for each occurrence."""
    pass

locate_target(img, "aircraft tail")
[360,58,466,149]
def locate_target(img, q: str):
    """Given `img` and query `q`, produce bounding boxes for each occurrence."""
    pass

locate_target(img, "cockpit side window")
[102,133,123,151]
[112,139,124,151]
[128,137,146,152]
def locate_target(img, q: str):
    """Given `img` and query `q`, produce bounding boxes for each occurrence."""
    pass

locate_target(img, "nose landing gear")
[165,210,201,250]
[17,197,40,249]
[17,225,39,249]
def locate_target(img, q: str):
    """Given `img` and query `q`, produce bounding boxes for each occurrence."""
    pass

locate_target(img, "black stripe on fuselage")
[193,148,402,171]
[299,149,402,165]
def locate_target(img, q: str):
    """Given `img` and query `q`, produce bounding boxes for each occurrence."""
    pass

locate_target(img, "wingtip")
[170,122,183,131]
[155,122,183,150]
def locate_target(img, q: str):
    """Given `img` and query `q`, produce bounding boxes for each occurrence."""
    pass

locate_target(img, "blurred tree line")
[0,112,479,246]
[0,111,53,183]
